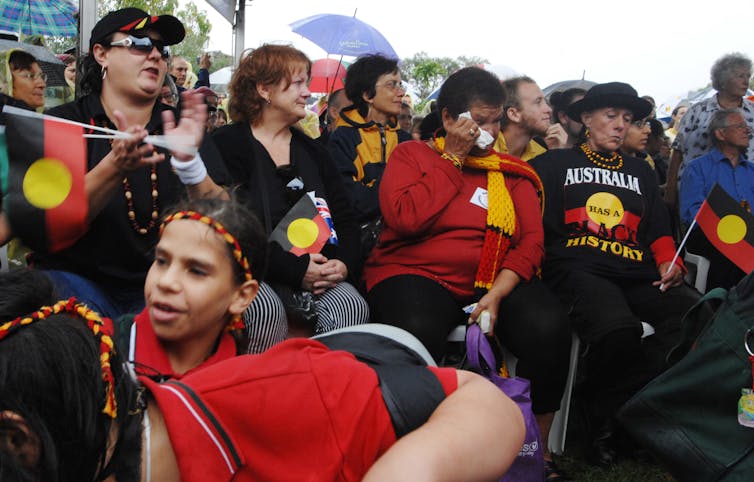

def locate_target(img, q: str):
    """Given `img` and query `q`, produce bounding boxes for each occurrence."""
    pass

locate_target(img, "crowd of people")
[1,6,752,480]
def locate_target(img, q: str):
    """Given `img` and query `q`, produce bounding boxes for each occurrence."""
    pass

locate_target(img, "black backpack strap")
[316,331,447,437]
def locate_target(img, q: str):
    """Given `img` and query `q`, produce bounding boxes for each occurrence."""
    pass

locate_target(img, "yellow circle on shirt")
[585,192,624,229]
[23,158,72,209]
[717,215,747,244]
[288,218,319,248]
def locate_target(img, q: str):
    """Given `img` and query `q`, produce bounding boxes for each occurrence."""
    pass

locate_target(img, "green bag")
[618,273,754,481]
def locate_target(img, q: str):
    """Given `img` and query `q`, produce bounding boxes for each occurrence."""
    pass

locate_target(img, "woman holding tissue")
[27,8,228,320]
[530,82,703,467]
[364,67,572,475]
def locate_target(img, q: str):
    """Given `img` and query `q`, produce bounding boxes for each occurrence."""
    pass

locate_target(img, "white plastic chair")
[683,252,710,294]
[0,244,8,272]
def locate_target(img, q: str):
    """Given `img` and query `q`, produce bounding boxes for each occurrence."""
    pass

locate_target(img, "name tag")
[470,187,488,210]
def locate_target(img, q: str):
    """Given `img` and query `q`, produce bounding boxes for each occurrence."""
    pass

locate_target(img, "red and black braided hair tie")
[0,298,118,418]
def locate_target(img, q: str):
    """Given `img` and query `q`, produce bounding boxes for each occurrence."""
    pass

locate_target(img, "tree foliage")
[401,52,489,101]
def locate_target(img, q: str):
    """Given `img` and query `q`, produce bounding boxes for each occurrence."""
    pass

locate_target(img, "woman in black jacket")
[212,44,368,352]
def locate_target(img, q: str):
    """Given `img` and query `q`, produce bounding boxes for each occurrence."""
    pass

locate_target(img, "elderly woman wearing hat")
[530,82,703,467]
[27,8,229,319]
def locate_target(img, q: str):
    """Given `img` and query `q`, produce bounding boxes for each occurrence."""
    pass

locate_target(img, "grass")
[550,401,673,481]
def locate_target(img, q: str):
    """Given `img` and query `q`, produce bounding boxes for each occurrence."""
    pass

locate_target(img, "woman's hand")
[313,259,348,294]
[468,269,522,334]
[441,115,480,162]
[654,261,684,291]
[468,291,503,334]
[107,111,164,173]
[161,90,207,161]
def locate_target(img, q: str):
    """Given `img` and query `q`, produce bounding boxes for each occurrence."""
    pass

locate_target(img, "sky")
[195,0,754,108]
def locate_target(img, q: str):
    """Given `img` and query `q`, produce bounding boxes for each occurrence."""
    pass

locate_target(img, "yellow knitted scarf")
[433,138,543,293]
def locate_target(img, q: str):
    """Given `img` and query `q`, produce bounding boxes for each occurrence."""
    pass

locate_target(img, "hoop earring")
[584,128,590,138]
[101,66,107,80]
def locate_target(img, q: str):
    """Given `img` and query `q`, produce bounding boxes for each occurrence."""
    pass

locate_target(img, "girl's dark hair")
[550,87,587,123]
[0,313,142,481]
[344,54,399,118]
[0,269,55,322]
[163,196,269,281]
[436,67,505,120]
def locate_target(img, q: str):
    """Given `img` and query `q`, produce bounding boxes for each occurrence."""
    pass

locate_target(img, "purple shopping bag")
[466,323,545,482]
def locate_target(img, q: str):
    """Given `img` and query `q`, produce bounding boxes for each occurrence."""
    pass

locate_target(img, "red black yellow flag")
[269,194,329,256]
[695,183,754,273]
[3,110,88,252]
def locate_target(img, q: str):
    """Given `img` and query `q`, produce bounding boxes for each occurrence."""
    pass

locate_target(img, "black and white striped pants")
[243,281,370,353]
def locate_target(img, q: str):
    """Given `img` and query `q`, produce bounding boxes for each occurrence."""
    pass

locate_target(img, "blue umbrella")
[289,13,398,58]
[0,0,78,37]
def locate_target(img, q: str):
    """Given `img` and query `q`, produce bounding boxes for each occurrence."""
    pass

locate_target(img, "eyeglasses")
[631,119,650,129]
[110,35,169,60]
[377,80,407,92]
[14,71,47,82]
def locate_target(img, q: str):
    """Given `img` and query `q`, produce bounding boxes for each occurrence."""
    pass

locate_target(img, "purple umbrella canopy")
[0,0,78,37]
[289,13,397,58]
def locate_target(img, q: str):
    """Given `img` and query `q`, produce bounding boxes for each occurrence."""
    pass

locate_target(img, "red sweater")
[364,141,544,300]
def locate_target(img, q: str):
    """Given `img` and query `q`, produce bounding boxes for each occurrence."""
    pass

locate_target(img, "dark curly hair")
[228,44,311,124]
[78,33,117,96]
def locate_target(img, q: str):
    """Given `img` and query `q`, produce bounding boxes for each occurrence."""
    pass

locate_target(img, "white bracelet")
[170,153,207,185]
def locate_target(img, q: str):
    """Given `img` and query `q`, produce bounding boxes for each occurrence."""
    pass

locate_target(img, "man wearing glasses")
[680,108,754,291]
[669,53,754,197]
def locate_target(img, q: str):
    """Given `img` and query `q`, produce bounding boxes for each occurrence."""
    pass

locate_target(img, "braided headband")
[161,211,253,282]
[0,298,117,418]
[161,211,254,332]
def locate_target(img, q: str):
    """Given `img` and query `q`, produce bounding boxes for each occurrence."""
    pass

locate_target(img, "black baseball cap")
[89,8,185,51]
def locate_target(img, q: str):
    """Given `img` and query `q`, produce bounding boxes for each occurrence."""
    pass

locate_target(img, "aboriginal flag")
[3,110,87,252]
[269,194,329,256]
[695,183,754,273]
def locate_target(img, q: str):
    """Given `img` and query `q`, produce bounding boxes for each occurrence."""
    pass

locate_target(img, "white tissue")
[459,111,495,149]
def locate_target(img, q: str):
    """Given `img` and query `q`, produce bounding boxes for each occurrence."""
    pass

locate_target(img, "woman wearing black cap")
[27,8,229,319]
[530,82,703,467]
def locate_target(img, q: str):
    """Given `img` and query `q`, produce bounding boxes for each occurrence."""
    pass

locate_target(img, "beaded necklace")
[123,166,159,235]
[580,142,623,170]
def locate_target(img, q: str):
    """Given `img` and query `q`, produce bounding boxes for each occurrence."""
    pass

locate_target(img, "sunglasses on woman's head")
[109,35,169,60]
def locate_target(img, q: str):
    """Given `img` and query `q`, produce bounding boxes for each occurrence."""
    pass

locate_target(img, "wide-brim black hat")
[567,82,652,121]
[89,7,185,51]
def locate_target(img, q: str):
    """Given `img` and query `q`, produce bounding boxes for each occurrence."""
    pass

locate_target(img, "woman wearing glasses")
[530,82,703,467]
[0,49,46,112]
[28,8,228,320]
[328,54,411,259]
[212,44,368,352]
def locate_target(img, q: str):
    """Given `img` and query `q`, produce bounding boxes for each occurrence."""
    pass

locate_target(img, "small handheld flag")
[695,184,754,274]
[3,108,88,252]
[269,193,330,256]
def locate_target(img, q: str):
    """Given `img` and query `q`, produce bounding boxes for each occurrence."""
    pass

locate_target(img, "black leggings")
[368,274,572,413]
